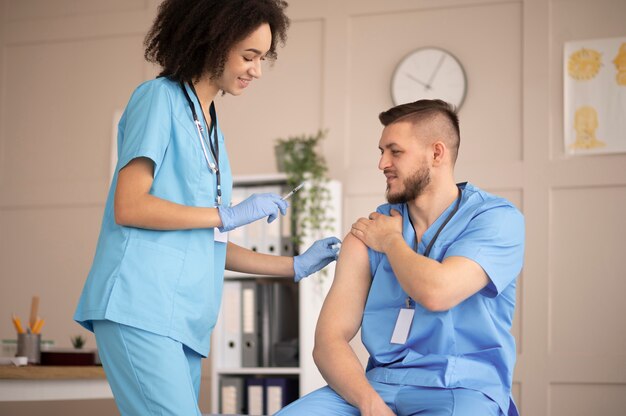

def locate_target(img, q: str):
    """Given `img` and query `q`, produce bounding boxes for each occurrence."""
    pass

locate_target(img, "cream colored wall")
[0,0,625,415]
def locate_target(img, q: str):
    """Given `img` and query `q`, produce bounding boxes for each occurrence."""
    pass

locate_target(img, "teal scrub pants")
[276,382,502,416]
[93,320,203,416]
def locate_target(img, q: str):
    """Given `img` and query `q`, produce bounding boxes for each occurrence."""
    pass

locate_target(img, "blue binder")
[265,377,299,414]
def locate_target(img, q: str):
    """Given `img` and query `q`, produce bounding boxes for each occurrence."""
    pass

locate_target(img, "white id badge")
[390,308,415,344]
[214,228,228,244]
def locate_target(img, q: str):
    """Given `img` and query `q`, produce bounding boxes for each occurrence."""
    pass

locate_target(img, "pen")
[29,295,39,331]
[32,318,45,334]
[12,314,25,334]
[281,182,305,200]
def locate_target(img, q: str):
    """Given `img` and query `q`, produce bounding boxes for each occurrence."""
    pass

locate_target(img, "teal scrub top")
[74,77,232,357]
[363,183,525,416]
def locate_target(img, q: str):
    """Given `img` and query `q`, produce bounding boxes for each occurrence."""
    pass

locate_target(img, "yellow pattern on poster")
[613,43,626,86]
[568,48,602,80]
[570,106,606,150]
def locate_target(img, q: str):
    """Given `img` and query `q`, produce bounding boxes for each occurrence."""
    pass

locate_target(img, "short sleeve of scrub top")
[116,81,173,176]
[444,205,525,297]
[368,204,402,275]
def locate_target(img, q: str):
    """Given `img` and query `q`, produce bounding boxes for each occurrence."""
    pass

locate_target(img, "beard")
[386,166,431,204]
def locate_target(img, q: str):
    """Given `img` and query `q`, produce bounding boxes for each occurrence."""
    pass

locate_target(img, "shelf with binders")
[214,277,301,371]
[210,177,342,414]
[215,367,300,375]
[219,374,300,415]
[214,264,301,413]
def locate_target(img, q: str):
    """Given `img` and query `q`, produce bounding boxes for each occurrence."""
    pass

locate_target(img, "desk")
[0,365,113,401]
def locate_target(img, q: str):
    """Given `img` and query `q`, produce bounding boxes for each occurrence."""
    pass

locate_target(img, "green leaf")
[274,129,332,253]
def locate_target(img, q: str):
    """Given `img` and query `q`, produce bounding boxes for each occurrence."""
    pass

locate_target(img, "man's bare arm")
[378,235,488,311]
[313,234,395,415]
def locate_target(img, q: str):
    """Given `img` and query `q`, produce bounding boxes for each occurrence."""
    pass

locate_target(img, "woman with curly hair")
[74,1,340,414]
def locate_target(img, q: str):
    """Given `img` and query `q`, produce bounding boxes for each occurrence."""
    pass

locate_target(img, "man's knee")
[276,386,358,416]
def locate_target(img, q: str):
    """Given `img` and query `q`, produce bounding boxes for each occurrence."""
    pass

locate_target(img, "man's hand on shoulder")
[350,209,403,253]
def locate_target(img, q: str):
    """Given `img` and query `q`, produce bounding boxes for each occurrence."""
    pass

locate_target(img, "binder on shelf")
[268,281,299,367]
[259,281,272,367]
[266,377,299,414]
[246,377,266,415]
[261,185,283,255]
[220,376,245,415]
[272,338,299,368]
[241,281,261,367]
[246,211,264,253]
[255,280,299,367]
[281,235,295,257]
[220,280,242,368]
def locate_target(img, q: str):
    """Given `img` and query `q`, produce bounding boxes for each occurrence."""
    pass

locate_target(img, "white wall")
[1,0,625,414]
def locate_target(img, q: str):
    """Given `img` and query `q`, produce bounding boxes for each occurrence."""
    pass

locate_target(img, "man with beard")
[277,100,525,416]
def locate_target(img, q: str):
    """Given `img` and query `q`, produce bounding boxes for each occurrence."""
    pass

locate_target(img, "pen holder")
[17,333,41,364]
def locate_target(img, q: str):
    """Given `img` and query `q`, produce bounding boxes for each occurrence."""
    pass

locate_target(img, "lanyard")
[405,185,463,308]
[180,82,222,205]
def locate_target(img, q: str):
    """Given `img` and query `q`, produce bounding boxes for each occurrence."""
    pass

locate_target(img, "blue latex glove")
[293,237,342,282]
[218,193,288,232]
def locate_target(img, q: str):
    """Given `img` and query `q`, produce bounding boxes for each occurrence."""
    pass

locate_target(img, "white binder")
[260,185,283,255]
[241,281,260,367]
[220,281,241,368]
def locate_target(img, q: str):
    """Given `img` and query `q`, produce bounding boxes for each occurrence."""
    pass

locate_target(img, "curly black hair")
[144,0,290,82]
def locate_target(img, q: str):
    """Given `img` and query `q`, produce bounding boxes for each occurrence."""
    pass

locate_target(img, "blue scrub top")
[363,183,525,416]
[74,77,232,357]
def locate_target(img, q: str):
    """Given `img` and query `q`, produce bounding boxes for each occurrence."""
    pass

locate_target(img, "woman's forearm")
[225,242,294,277]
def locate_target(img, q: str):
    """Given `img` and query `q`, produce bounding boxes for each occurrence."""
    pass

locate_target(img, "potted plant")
[70,335,86,349]
[274,129,333,254]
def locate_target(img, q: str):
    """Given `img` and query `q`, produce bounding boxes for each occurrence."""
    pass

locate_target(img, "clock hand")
[426,52,446,87]
[406,73,431,90]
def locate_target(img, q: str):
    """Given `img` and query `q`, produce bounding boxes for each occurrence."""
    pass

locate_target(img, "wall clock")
[391,47,467,109]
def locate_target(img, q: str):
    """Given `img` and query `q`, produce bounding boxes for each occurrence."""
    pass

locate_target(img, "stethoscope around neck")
[180,81,222,206]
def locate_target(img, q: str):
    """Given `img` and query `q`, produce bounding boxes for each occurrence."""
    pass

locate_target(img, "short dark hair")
[379,99,460,163]
[144,0,290,82]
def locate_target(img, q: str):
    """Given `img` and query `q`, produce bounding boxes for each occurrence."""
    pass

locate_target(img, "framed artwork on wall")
[564,36,626,155]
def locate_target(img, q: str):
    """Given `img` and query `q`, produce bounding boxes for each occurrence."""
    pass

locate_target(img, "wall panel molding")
[4,10,152,45]
[550,383,626,416]
[0,34,146,208]
[5,0,147,22]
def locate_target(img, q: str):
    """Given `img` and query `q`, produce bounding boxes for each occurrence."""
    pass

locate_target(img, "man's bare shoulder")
[340,232,368,256]
[331,233,371,287]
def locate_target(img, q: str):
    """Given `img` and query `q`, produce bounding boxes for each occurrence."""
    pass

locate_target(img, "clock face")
[391,47,467,109]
